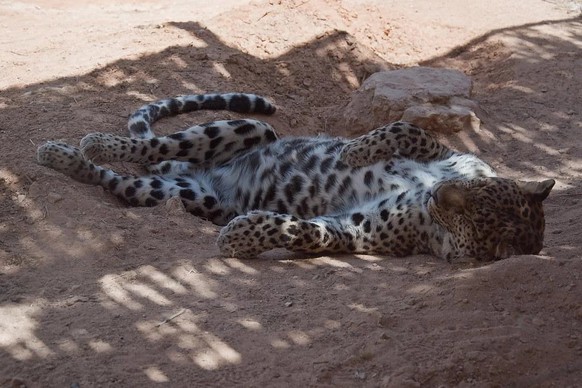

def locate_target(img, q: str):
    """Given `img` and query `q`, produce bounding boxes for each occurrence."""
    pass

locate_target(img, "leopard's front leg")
[341,121,454,167]
[217,208,396,259]
[217,211,348,259]
[218,196,444,259]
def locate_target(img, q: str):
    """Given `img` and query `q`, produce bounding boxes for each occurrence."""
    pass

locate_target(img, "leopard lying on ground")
[36,93,555,261]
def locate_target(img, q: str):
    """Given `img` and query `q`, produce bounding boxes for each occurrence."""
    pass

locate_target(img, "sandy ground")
[1,0,582,386]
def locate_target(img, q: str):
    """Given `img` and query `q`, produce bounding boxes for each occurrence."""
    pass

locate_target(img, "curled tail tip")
[251,94,277,115]
[259,101,277,115]
[127,93,276,135]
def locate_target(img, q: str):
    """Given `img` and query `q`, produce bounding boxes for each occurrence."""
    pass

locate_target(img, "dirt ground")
[1,0,581,386]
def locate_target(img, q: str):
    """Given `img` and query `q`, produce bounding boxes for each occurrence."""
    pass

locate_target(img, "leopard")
[36,92,555,262]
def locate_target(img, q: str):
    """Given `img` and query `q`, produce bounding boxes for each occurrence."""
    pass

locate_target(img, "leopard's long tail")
[127,93,276,139]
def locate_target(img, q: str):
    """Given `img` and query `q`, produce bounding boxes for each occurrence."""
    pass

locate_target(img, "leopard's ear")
[435,184,467,213]
[517,179,555,201]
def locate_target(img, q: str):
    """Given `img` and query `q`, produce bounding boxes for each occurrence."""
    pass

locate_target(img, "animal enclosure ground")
[1,0,581,386]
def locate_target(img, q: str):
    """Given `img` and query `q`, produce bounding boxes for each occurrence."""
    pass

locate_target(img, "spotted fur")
[37,93,555,261]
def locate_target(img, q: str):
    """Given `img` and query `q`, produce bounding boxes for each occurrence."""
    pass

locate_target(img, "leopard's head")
[428,177,555,261]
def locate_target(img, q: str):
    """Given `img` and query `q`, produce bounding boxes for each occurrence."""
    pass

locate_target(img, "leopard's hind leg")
[37,142,237,225]
[124,93,277,175]
[80,119,278,169]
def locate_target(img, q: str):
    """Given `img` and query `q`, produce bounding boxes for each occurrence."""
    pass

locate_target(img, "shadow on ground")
[0,16,581,387]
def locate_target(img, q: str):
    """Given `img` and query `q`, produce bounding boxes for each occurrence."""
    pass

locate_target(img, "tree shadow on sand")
[0,16,581,387]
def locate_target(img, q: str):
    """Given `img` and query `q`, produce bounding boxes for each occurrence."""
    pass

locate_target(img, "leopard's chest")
[217,146,437,218]
[212,137,494,219]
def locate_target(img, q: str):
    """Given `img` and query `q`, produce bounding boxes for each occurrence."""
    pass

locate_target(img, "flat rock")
[342,67,482,135]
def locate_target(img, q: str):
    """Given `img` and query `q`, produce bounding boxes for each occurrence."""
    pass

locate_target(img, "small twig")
[23,174,34,185]
[258,11,271,21]
[291,0,308,9]
[551,192,582,197]
[156,308,186,327]
[40,204,48,220]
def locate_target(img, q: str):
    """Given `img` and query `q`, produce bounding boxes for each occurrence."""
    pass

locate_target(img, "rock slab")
[342,67,481,135]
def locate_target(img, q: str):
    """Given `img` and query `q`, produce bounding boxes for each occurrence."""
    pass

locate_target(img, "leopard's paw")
[37,141,82,168]
[217,211,291,259]
[36,141,98,183]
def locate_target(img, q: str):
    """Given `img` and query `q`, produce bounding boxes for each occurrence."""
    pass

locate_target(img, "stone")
[153,196,187,216]
[401,102,480,134]
[342,67,481,135]
[47,192,64,203]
